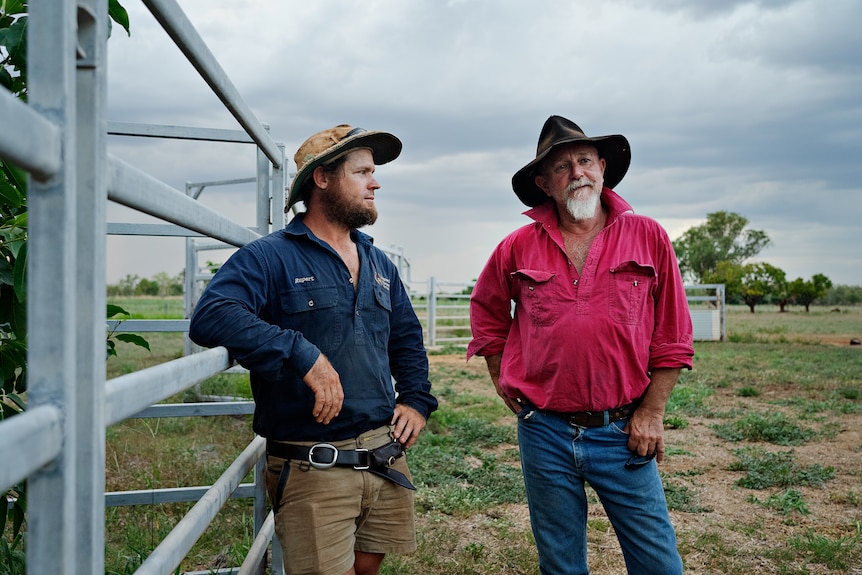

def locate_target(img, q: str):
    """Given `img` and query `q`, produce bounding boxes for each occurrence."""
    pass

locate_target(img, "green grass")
[728,447,835,489]
[87,302,862,573]
[711,412,818,445]
[108,296,186,319]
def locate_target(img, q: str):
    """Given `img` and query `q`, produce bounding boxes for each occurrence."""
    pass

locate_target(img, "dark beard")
[321,183,378,229]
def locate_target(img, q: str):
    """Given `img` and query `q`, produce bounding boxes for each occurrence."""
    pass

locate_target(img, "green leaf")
[109,0,131,36]
[0,65,12,92]
[12,240,25,301]
[8,392,25,411]
[1,0,28,16]
[115,333,150,351]
[107,303,131,318]
[5,16,28,73]
[0,177,25,208]
[106,339,117,358]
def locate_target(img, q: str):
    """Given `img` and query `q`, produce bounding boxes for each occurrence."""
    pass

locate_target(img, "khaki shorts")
[265,425,416,575]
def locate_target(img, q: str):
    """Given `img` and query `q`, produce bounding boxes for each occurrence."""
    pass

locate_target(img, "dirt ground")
[426,352,862,575]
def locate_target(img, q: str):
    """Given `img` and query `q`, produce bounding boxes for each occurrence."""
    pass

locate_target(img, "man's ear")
[312,165,330,190]
[534,174,551,197]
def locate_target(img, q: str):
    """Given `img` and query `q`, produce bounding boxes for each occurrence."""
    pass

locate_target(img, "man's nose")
[568,163,585,180]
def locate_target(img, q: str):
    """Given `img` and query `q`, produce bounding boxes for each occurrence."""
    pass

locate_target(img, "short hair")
[299,155,348,206]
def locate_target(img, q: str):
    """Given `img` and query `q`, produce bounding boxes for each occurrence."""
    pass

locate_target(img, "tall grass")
[98,303,862,574]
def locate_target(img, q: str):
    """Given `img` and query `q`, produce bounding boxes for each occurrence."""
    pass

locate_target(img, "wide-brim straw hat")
[512,115,631,207]
[286,124,402,210]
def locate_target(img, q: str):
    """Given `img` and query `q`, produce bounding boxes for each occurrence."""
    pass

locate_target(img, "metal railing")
[0,1,287,573]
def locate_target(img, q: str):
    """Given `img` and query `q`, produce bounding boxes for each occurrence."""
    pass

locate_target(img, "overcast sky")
[105,0,862,289]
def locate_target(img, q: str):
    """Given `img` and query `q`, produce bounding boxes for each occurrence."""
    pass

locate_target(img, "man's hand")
[624,368,681,463]
[302,354,344,424]
[625,407,666,462]
[484,354,521,414]
[391,404,426,449]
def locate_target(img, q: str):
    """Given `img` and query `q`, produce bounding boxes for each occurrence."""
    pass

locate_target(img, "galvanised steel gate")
[0,1,289,573]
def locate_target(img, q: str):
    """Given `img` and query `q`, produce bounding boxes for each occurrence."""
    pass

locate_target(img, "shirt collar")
[283,212,374,247]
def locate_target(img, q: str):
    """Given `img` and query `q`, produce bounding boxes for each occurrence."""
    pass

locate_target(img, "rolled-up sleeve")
[467,239,514,361]
[648,230,694,371]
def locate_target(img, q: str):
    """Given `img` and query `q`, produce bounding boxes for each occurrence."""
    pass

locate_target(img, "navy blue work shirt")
[188,214,437,442]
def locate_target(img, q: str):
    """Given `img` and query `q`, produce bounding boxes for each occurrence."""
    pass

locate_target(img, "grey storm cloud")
[105,0,862,287]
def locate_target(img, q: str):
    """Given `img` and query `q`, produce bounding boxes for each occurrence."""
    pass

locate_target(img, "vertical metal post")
[271,143,287,230]
[184,183,200,357]
[26,1,79,573]
[256,124,271,236]
[428,276,437,346]
[252,456,267,575]
[73,1,109,572]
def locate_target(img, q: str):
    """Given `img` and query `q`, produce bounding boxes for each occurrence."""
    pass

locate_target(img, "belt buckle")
[354,448,370,470]
[308,443,338,469]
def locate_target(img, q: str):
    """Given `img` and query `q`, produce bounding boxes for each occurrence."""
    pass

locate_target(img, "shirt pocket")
[366,284,393,349]
[609,261,655,326]
[512,269,558,327]
[280,285,342,352]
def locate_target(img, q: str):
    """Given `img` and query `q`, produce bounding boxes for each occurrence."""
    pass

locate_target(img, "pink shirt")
[467,189,694,412]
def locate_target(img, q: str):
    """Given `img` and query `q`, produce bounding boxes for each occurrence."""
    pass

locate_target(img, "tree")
[136,277,159,296]
[789,273,833,312]
[673,211,771,283]
[705,261,786,313]
[738,262,786,314]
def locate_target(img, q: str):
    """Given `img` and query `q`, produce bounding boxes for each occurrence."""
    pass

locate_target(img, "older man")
[468,115,694,574]
[190,124,437,575]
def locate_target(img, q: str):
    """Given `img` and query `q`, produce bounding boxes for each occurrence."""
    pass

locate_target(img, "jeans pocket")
[609,419,629,436]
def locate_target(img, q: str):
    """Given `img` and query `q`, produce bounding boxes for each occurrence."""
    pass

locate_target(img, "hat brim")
[511,134,630,207]
[286,130,402,209]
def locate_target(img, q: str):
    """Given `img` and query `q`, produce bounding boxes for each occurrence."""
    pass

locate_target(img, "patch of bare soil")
[426,353,862,574]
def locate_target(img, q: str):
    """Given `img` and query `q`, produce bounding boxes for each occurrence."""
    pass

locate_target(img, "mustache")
[565,177,595,193]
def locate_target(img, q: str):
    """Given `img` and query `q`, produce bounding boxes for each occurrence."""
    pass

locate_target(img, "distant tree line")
[107,271,184,297]
[673,211,860,312]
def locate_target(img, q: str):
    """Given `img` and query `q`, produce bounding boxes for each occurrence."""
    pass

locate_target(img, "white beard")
[565,185,601,220]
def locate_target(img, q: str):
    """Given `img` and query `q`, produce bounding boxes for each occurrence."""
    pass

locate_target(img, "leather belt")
[266,439,415,490]
[561,401,639,428]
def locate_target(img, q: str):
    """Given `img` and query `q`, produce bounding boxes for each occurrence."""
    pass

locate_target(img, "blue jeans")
[517,407,683,575]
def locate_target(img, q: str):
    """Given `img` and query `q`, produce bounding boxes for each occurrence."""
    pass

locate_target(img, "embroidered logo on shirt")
[294,276,315,284]
[375,272,390,290]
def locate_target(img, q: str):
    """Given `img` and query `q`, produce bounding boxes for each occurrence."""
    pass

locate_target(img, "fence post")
[26,1,81,573]
[256,124,272,235]
[428,276,437,346]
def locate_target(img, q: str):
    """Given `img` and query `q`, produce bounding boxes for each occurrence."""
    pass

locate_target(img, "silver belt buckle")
[308,443,338,469]
[354,448,369,470]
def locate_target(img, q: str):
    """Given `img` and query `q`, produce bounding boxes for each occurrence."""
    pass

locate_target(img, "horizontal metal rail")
[238,511,276,575]
[132,401,254,419]
[107,155,261,247]
[0,89,62,180]
[107,222,206,237]
[107,319,190,332]
[108,121,254,143]
[0,405,64,493]
[105,347,231,425]
[106,484,257,507]
[141,0,282,167]
[134,436,266,575]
